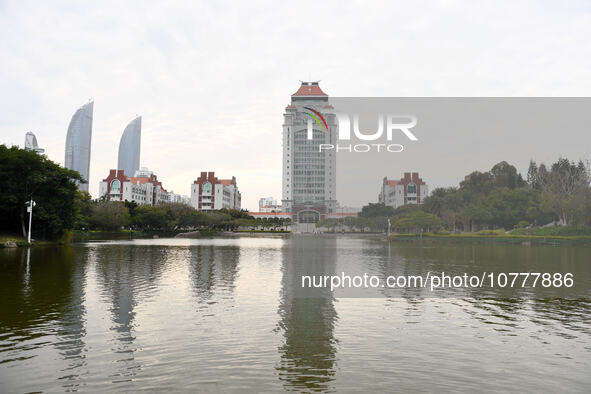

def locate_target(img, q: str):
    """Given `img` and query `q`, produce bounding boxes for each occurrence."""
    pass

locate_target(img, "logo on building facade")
[303,106,328,131]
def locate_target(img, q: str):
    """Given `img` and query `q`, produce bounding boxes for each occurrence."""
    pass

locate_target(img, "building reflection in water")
[380,242,591,339]
[0,247,88,390]
[188,244,240,309]
[52,247,89,391]
[276,236,339,392]
[93,244,168,383]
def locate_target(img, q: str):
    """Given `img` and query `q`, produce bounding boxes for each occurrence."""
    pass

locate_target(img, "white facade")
[259,196,281,212]
[378,173,429,209]
[123,180,153,204]
[99,177,154,205]
[190,172,241,211]
[282,82,337,223]
[134,167,152,178]
[99,168,178,206]
[169,191,191,205]
[379,183,406,208]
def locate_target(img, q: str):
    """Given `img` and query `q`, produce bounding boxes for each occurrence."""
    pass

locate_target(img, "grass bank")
[389,231,591,246]
[234,230,290,233]
[0,233,61,247]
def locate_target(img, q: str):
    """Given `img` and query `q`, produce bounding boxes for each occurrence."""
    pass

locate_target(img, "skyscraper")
[282,82,337,225]
[117,116,141,177]
[65,101,93,192]
[24,131,44,154]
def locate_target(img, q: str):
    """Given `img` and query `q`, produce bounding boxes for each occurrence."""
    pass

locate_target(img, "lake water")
[1,236,590,393]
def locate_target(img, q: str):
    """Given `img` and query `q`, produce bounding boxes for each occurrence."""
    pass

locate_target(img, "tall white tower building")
[65,101,93,192]
[118,116,142,177]
[24,132,44,154]
[282,82,337,224]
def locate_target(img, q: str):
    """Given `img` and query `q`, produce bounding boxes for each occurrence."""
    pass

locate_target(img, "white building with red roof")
[98,167,177,205]
[190,171,241,211]
[282,81,338,225]
[378,173,429,208]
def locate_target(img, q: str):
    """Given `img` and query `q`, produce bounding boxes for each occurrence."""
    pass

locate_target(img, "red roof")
[292,82,328,97]
[129,177,150,184]
[219,179,234,186]
[249,212,289,216]
[385,180,401,187]
[129,175,167,193]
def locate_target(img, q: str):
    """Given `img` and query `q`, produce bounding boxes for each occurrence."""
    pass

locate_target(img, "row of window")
[293,183,325,188]
[294,189,325,195]
[292,170,326,175]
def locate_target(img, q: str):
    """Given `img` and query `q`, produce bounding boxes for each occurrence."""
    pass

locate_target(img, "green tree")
[539,158,590,225]
[490,161,525,189]
[74,191,93,230]
[0,145,83,239]
[393,210,441,233]
[461,204,491,232]
[132,205,174,230]
[90,201,130,230]
[359,202,395,218]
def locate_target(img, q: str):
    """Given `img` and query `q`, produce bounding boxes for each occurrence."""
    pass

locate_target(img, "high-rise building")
[118,116,141,177]
[65,101,94,192]
[190,171,241,211]
[24,131,44,154]
[378,172,429,208]
[282,82,337,224]
[259,196,281,212]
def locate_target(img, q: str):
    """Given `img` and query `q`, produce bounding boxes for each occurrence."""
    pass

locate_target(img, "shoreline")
[388,233,591,245]
[4,231,591,247]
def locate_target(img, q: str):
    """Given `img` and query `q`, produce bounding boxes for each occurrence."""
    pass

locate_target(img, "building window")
[111,179,121,193]
[407,183,417,194]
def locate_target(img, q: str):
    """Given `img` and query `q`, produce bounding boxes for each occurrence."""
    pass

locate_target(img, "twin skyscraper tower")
[64,101,141,192]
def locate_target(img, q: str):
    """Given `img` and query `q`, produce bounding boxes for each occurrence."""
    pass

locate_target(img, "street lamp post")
[26,199,36,244]
[387,218,391,238]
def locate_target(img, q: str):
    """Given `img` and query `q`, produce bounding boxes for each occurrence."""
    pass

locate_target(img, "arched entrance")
[297,210,320,224]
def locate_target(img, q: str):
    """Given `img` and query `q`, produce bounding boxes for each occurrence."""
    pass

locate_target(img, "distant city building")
[169,191,191,205]
[117,116,141,177]
[65,101,94,192]
[191,171,241,211]
[99,167,174,206]
[134,167,153,178]
[24,132,44,154]
[378,172,429,208]
[282,81,337,224]
[259,196,281,212]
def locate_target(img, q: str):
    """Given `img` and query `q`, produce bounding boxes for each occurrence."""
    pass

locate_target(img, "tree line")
[319,159,591,234]
[76,196,290,232]
[0,145,288,239]
[423,159,591,231]
[2,144,589,238]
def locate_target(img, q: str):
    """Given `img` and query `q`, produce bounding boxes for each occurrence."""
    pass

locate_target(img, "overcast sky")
[1,0,590,211]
